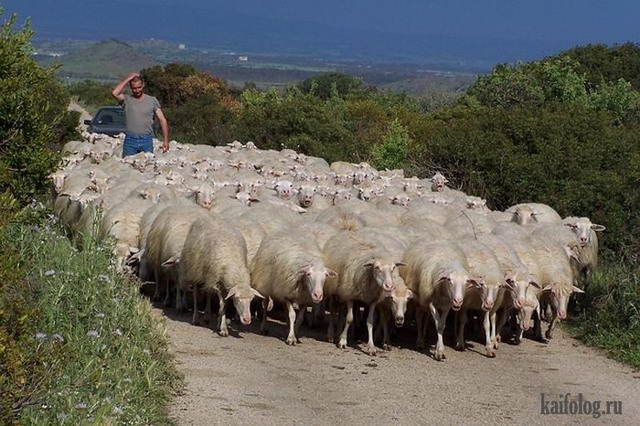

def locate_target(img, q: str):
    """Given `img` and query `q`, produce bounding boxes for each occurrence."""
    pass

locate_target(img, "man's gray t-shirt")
[123,94,161,135]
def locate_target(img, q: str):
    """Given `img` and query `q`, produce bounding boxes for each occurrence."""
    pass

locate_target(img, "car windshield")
[96,108,126,125]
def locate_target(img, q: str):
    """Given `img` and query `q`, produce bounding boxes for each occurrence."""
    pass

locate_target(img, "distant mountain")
[39,39,160,81]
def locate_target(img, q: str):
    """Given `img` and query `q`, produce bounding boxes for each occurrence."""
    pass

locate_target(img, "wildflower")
[75,403,87,409]
[35,332,47,341]
[96,313,106,318]
[44,270,56,277]
[86,330,99,338]
[142,348,150,355]
[123,378,132,384]
[56,413,67,422]
[52,334,65,343]
[114,328,123,337]
[112,406,124,416]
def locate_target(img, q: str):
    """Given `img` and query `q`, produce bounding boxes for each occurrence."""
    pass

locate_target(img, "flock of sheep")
[50,132,605,360]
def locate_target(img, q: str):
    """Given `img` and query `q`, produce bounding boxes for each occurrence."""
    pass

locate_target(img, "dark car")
[84,106,127,136]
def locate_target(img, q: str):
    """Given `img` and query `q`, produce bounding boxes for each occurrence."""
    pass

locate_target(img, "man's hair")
[129,76,144,86]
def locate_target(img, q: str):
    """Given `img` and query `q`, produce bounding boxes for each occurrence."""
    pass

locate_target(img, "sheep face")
[430,172,448,192]
[564,219,605,246]
[502,273,540,310]
[299,262,336,304]
[226,285,264,325]
[366,258,404,292]
[387,288,413,327]
[542,284,584,320]
[438,270,479,311]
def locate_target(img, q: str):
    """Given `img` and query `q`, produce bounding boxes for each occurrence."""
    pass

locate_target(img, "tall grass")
[568,258,640,369]
[1,209,180,424]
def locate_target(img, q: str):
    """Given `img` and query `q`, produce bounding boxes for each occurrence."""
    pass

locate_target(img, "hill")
[38,39,160,81]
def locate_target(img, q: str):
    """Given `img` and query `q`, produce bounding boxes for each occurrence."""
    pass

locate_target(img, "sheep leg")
[484,311,495,358]
[285,301,298,345]
[455,309,467,351]
[430,303,449,361]
[490,309,499,349]
[338,300,354,349]
[163,276,173,308]
[217,292,229,337]
[191,285,200,326]
[495,307,511,344]
[378,308,391,351]
[545,310,558,340]
[327,296,335,343]
[260,297,269,335]
[203,293,212,325]
[415,308,425,350]
[175,284,184,313]
[533,305,543,342]
[293,305,305,343]
[365,302,378,355]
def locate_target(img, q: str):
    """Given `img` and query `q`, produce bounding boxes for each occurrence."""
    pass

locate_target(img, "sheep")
[444,210,496,239]
[145,204,210,307]
[251,231,337,345]
[522,236,585,340]
[530,217,605,285]
[506,202,562,225]
[178,216,263,335]
[401,240,480,360]
[375,265,414,351]
[454,239,507,358]
[323,230,406,355]
[98,196,158,271]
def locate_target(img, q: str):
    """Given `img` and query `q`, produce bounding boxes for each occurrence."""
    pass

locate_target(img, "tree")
[0,11,78,201]
[299,72,364,100]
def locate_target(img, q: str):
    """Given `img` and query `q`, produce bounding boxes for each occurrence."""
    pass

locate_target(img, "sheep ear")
[590,224,606,232]
[326,268,338,278]
[572,286,585,294]
[564,245,580,262]
[225,286,237,300]
[251,288,265,299]
[395,262,407,267]
[529,279,541,289]
[563,222,578,229]
[541,284,553,292]
[161,255,180,267]
[467,277,484,288]
[406,289,414,299]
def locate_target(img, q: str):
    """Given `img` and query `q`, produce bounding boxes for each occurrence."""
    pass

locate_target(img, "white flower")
[44,270,56,277]
[75,403,87,409]
[35,332,47,341]
[96,313,105,318]
[86,330,99,338]
[112,406,124,416]
[114,329,123,337]
[52,333,64,342]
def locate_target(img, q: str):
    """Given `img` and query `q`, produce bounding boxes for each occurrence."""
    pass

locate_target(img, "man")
[112,72,170,156]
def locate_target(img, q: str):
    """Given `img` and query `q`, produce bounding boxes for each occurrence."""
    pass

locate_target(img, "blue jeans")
[123,133,153,157]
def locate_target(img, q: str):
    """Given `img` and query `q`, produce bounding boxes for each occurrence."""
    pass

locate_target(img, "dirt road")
[163,308,640,425]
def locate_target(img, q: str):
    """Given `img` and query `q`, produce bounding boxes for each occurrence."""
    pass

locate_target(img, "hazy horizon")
[2,0,639,69]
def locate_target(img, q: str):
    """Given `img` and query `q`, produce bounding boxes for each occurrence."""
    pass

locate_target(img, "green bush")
[0,207,179,424]
[371,118,411,171]
[67,80,117,112]
[567,259,640,368]
[0,11,79,202]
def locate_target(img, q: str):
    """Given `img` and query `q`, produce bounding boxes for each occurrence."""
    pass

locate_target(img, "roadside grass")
[567,258,640,370]
[1,206,180,424]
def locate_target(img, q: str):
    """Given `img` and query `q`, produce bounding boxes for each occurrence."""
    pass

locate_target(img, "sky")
[2,0,639,68]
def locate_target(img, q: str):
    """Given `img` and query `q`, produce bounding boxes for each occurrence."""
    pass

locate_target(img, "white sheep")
[323,230,406,355]
[178,215,263,335]
[251,231,337,345]
[401,240,480,360]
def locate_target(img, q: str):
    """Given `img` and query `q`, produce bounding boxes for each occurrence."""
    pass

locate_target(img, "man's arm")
[112,72,138,103]
[155,108,170,152]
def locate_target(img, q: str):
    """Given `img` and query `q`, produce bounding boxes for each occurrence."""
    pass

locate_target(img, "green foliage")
[0,12,78,202]
[67,80,117,112]
[371,119,411,171]
[567,259,640,369]
[299,72,364,100]
[141,63,198,107]
[0,206,179,424]
[561,42,640,91]
[464,57,589,108]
